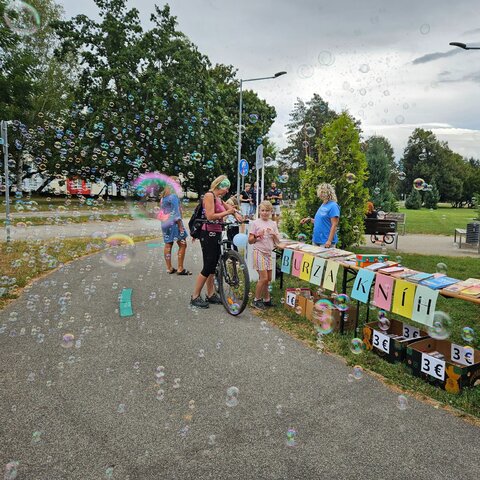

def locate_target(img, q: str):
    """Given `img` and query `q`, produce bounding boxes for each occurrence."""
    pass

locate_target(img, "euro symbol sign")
[465,351,473,365]
[434,364,443,377]
[382,339,388,351]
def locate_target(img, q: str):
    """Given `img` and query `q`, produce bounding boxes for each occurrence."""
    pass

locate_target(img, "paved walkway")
[0,241,478,479]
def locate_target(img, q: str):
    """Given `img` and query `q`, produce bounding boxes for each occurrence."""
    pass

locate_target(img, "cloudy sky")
[60,0,480,161]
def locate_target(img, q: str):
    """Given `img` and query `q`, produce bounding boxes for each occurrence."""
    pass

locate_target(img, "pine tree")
[423,182,440,209]
[405,187,422,209]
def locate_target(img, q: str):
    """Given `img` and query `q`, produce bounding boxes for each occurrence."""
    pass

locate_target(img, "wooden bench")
[454,228,467,247]
[385,212,406,235]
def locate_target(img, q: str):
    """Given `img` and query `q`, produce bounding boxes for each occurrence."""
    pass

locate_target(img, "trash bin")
[466,222,480,244]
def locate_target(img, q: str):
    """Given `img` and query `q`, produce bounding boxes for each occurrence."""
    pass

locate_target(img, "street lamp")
[236,71,287,204]
[449,42,480,50]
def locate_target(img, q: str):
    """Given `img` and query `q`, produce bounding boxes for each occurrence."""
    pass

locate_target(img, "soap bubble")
[420,23,430,35]
[232,233,248,248]
[333,293,349,311]
[427,311,452,340]
[413,178,425,190]
[248,113,259,124]
[378,311,390,331]
[398,171,406,181]
[3,1,41,36]
[461,327,475,343]
[286,427,297,447]
[105,466,115,478]
[305,126,316,138]
[346,172,356,184]
[4,461,19,480]
[313,299,334,334]
[350,338,365,355]
[61,333,75,348]
[353,365,363,380]
[226,386,239,407]
[318,50,335,66]
[377,210,385,220]
[297,233,307,242]
[298,64,314,79]
[295,306,302,315]
[436,262,447,275]
[395,115,405,124]
[397,395,408,411]
[102,234,135,267]
[359,63,370,73]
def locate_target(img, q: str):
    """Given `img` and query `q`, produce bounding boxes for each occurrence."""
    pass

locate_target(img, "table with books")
[278,240,480,393]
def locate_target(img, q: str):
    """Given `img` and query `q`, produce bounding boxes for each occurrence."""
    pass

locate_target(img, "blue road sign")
[239,159,249,176]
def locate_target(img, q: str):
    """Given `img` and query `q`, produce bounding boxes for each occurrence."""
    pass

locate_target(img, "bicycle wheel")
[370,235,377,244]
[217,250,250,316]
[383,234,395,245]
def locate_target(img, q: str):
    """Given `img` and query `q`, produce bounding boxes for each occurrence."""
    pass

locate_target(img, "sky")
[59,0,480,161]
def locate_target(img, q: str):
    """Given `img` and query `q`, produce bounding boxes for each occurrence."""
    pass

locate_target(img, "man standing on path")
[266,181,283,225]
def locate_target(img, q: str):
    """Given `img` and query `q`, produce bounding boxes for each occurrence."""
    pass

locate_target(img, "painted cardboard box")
[363,318,428,364]
[355,254,389,268]
[406,338,480,394]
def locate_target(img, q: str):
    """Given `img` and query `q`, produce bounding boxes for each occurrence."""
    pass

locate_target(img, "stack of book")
[443,278,480,297]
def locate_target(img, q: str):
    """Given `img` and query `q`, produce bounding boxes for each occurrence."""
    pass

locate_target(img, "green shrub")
[405,187,422,209]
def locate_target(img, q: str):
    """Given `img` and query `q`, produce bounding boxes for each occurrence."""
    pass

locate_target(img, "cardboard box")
[306,293,356,332]
[363,318,428,364]
[284,288,312,314]
[355,254,389,268]
[406,338,480,394]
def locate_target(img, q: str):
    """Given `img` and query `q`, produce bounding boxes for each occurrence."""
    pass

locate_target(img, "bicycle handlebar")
[197,219,250,227]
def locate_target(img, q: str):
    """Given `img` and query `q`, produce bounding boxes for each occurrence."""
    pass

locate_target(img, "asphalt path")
[0,240,479,480]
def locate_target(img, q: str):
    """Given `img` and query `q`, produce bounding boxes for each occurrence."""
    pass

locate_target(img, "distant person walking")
[266,181,283,225]
[240,183,253,218]
[190,175,242,308]
[159,177,191,275]
[300,183,340,248]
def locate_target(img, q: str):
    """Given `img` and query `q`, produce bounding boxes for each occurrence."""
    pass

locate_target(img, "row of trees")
[1,0,277,194]
[279,95,480,211]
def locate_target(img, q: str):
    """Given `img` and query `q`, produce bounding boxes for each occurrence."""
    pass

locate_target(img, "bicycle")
[200,220,251,316]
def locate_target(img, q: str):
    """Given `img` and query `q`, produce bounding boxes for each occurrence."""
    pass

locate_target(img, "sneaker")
[252,299,266,310]
[190,296,209,309]
[263,299,276,308]
[205,293,222,304]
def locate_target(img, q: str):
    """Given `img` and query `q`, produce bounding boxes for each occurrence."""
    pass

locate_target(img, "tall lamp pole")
[236,71,287,204]
[1,120,11,243]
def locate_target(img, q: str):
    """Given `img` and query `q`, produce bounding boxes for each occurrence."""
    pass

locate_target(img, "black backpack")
[188,201,204,239]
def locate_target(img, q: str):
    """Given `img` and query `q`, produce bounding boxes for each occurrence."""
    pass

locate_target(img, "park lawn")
[0,235,156,311]
[259,248,480,420]
[398,205,478,236]
[6,213,131,227]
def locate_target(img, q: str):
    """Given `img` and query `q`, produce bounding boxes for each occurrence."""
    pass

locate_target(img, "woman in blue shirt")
[159,177,191,275]
[300,183,340,248]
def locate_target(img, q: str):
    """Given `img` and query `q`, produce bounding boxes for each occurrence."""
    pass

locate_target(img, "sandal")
[167,268,177,274]
[177,269,192,276]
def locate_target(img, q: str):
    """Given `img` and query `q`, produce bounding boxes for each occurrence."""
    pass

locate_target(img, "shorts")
[162,221,188,244]
[253,250,272,271]
[241,203,250,216]
[272,205,281,216]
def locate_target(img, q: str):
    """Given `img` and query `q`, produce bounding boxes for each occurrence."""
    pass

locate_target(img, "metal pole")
[236,80,243,205]
[1,121,11,243]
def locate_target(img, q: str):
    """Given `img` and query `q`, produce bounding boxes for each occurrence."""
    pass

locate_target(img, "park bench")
[385,212,406,235]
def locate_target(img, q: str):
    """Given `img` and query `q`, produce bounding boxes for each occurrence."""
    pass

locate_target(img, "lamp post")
[449,42,480,50]
[236,71,287,204]
[1,120,11,243]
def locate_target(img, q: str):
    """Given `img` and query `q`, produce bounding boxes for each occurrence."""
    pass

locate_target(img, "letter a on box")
[299,254,314,281]
[310,257,326,286]
[391,279,416,319]
[411,285,438,327]
[281,249,293,274]
[291,251,304,277]
[373,273,394,311]
[322,260,340,291]
[351,269,375,303]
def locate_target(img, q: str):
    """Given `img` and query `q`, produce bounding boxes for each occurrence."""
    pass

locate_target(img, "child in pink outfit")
[248,201,280,309]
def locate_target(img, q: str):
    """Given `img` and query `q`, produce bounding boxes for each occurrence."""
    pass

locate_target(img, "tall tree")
[284,112,369,249]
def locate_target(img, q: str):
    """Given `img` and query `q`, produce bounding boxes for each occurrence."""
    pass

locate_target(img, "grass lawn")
[0,235,156,310]
[6,213,131,227]
[257,247,480,420]
[398,204,479,235]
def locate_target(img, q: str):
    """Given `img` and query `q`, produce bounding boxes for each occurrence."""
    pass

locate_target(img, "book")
[419,276,460,290]
[365,262,390,271]
[378,266,404,274]
[319,249,353,259]
[407,272,435,284]
[458,285,480,298]
[443,278,480,293]
[392,268,419,279]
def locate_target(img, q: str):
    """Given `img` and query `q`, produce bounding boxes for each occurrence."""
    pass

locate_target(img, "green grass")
[398,204,478,235]
[0,235,156,310]
[257,248,480,419]
[6,214,131,227]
